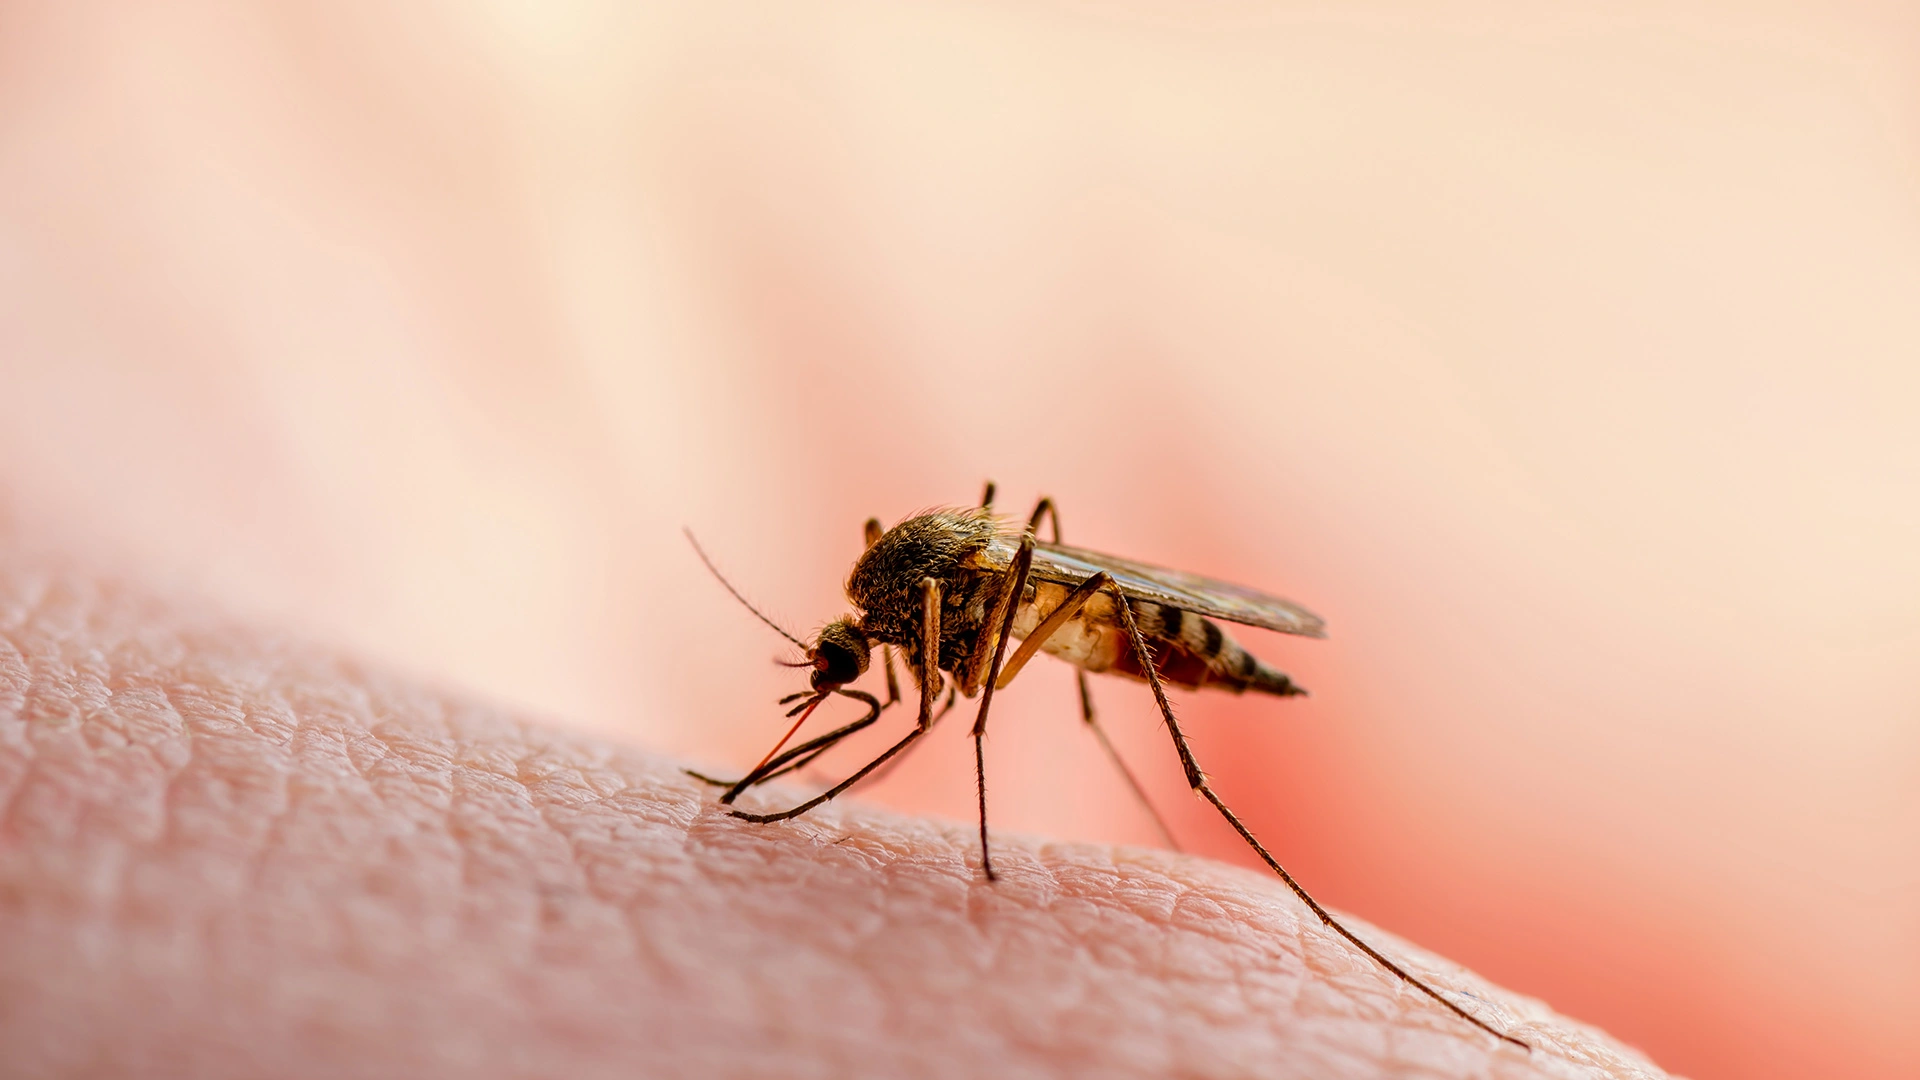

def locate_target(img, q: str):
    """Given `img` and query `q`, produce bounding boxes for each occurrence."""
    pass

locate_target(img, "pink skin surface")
[0,552,1664,1079]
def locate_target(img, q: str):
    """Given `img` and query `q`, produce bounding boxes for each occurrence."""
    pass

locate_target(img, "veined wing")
[976,534,1327,638]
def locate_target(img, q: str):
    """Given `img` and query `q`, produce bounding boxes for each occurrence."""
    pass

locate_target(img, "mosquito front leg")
[725,695,922,824]
[1108,587,1529,1050]
[915,576,944,728]
[729,579,945,825]
[691,690,890,799]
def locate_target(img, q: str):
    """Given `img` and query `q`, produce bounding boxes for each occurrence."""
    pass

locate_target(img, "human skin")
[0,551,1669,1080]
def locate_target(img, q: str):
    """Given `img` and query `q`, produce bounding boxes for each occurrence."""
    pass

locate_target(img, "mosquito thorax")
[846,509,1000,625]
[809,618,871,690]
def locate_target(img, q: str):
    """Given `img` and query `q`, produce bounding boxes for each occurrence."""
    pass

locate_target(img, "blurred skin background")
[1,2,1916,1078]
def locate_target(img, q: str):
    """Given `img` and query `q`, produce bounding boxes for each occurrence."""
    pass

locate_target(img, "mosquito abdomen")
[1135,600,1304,697]
[1010,587,1305,697]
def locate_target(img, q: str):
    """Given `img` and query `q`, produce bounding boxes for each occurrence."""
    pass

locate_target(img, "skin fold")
[0,550,1669,1079]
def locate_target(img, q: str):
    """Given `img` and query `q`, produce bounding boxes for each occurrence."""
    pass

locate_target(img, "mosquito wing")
[976,534,1327,638]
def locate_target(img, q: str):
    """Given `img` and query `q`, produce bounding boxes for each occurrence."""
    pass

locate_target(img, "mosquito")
[686,482,1528,1050]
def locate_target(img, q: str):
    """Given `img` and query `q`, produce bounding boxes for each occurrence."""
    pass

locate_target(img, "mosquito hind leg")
[1107,586,1528,1050]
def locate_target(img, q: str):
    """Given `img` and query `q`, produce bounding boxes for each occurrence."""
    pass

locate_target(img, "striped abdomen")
[1007,581,1304,697]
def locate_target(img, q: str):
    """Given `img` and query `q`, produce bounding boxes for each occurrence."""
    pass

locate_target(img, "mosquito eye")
[808,619,870,690]
[811,642,862,689]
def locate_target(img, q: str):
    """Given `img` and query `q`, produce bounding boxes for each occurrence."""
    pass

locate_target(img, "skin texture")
[0,552,1670,1080]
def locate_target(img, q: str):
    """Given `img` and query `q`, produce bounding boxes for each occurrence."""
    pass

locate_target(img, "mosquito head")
[808,618,871,691]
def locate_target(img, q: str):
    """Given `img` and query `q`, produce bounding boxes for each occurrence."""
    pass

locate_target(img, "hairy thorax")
[846,510,1005,676]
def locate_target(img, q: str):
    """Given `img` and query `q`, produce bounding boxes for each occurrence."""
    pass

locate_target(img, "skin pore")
[0,551,1669,1079]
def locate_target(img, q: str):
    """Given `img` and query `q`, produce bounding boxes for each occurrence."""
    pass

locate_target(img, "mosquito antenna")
[684,527,808,650]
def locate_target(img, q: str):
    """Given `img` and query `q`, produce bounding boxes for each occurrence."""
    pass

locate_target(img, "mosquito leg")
[747,741,841,785]
[965,535,1036,881]
[724,708,879,790]
[691,727,855,791]
[690,690,888,796]
[1108,587,1528,1050]
[746,688,898,785]
[728,725,928,823]
[731,579,946,823]
[691,729,858,791]
[1021,497,1182,851]
[916,577,945,726]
